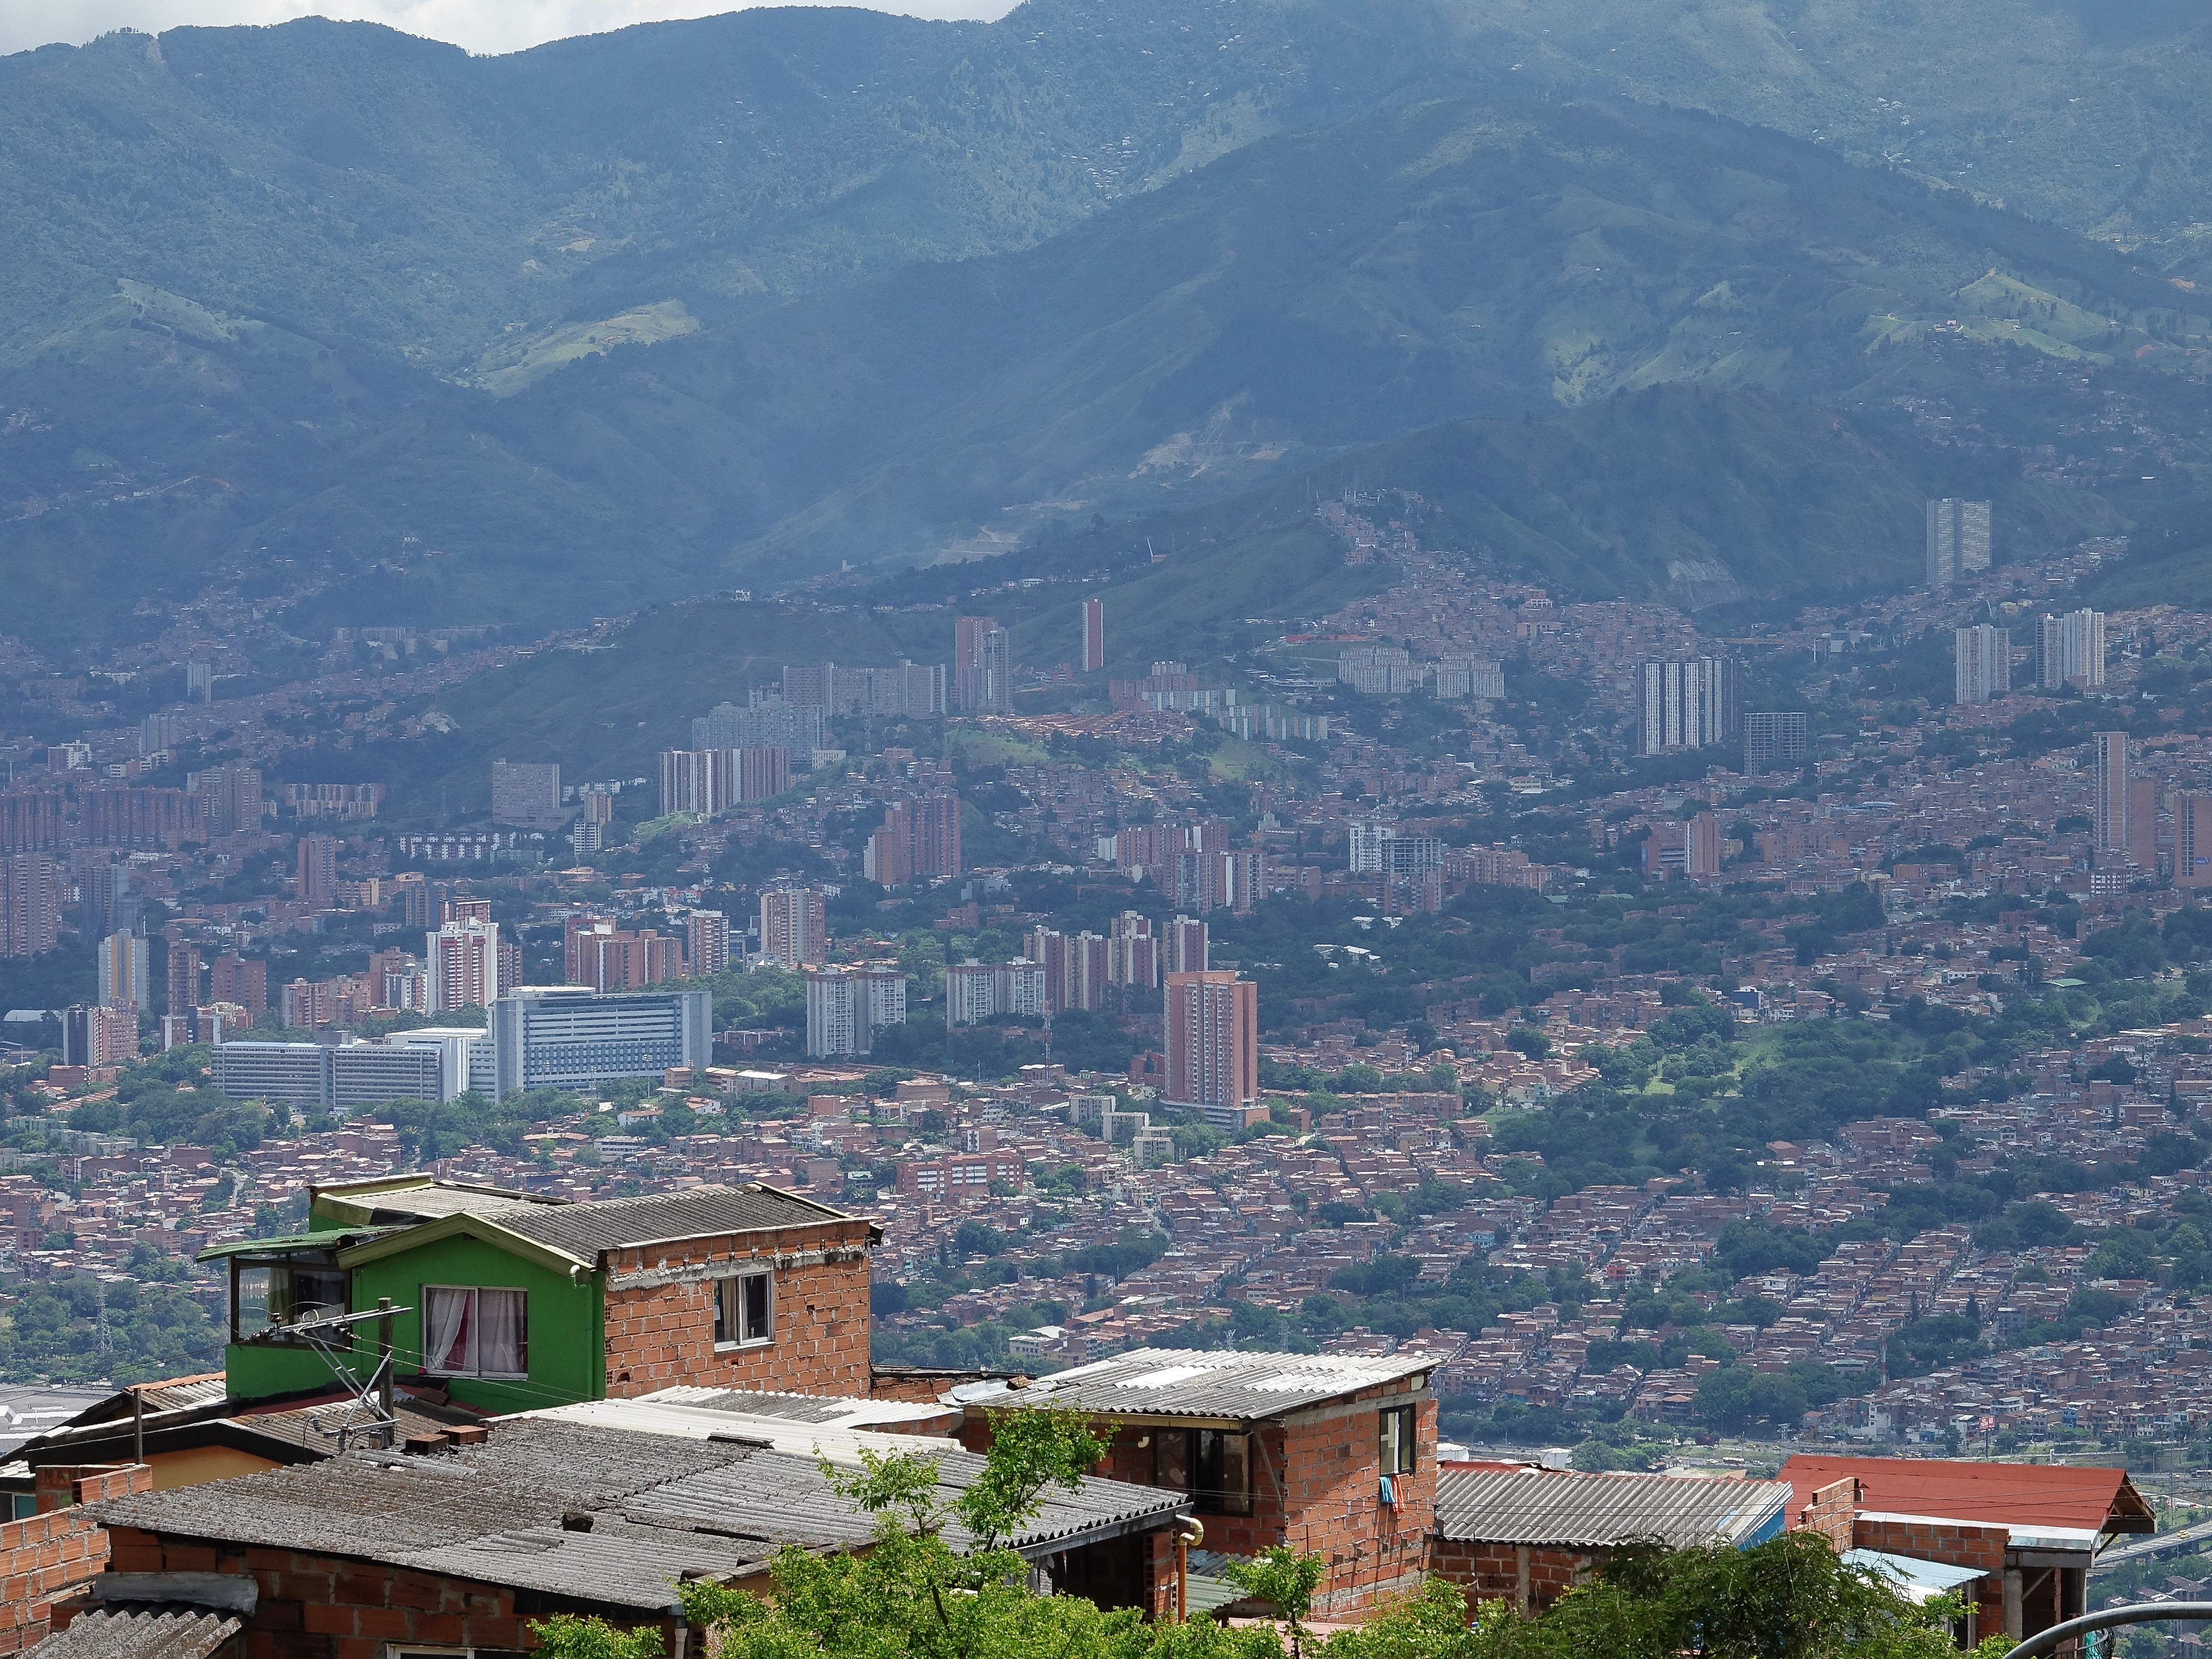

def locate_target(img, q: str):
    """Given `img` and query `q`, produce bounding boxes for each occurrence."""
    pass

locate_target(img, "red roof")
[1779,1455,2154,1535]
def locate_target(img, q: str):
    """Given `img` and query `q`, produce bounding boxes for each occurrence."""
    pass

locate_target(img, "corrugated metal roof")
[491,1185,855,1258]
[1434,1467,1792,1548]
[30,1609,242,1659]
[972,1348,1435,1420]
[89,1413,1186,1605]
[515,1399,1189,1556]
[25,1382,482,1468]
[637,1385,950,1428]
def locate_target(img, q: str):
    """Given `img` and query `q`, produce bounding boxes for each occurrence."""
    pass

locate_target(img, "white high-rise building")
[1926,499,1991,587]
[428,918,501,1013]
[1953,624,2011,705]
[805,966,908,1057]
[2040,608,2106,690]
[1638,658,1739,754]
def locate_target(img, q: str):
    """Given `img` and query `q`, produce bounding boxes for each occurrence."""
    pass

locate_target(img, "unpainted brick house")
[953,1347,1438,1618]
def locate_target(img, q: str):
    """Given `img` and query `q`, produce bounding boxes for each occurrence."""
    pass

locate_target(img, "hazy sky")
[4,0,1019,59]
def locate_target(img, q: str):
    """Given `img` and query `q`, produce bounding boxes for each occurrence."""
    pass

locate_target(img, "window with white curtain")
[422,1286,527,1378]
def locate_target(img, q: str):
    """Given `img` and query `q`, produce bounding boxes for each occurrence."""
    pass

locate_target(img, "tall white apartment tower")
[1926,499,1992,588]
[1953,625,2011,705]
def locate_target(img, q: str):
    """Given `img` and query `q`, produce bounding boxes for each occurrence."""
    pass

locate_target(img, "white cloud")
[2,0,1018,60]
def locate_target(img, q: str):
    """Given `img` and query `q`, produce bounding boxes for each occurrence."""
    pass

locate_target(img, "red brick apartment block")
[602,1212,876,1397]
[81,1530,683,1659]
[0,1463,152,1654]
[957,1349,1437,1619]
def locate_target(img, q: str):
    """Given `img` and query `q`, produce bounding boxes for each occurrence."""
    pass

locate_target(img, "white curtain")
[478,1289,525,1376]
[425,1287,471,1374]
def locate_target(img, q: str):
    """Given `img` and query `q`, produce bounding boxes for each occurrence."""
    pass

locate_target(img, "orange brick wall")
[1428,1538,1598,1614]
[602,1217,874,1398]
[1791,1477,1858,1555]
[0,1464,152,1654]
[1852,1517,2007,1635]
[962,1383,1436,1619]
[94,1528,680,1659]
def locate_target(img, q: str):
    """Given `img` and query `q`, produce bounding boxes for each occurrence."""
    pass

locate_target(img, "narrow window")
[1151,1428,1193,1493]
[1196,1429,1253,1516]
[1378,1405,1417,1475]
[715,1271,774,1348]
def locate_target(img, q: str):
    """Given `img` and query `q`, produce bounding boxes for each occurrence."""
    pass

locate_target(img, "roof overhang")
[335,1210,595,1275]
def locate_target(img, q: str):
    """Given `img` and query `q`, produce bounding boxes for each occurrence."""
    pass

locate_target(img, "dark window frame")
[227,1252,347,1344]
[1378,1404,1417,1476]
[1151,1427,1253,1516]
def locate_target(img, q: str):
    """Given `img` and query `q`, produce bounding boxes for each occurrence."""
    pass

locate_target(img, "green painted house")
[203,1175,880,1413]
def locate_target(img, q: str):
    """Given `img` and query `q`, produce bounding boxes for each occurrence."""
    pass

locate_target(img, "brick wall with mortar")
[1427,1538,1598,1614]
[962,1382,1436,1619]
[0,1463,152,1655]
[1852,1516,2007,1636]
[1791,1477,1858,1555]
[84,1527,683,1659]
[602,1216,874,1398]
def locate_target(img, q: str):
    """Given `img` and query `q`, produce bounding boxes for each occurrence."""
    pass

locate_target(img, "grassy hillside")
[306,381,2110,820]
[9,0,2212,377]
[7,65,2209,653]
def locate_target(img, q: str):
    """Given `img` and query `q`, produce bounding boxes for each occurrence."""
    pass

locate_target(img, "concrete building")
[95,930,148,1011]
[429,917,501,1012]
[1639,657,1739,754]
[2040,608,2106,690]
[2094,729,2130,864]
[1164,969,1257,1131]
[1081,596,1105,673]
[1164,915,1208,975]
[1433,655,1505,699]
[759,887,826,970]
[297,834,339,905]
[687,910,730,977]
[1743,711,1809,775]
[945,958,1047,1026]
[489,760,567,830]
[210,952,266,1016]
[1107,911,1158,990]
[211,1041,332,1106]
[690,697,825,757]
[1953,624,2011,705]
[490,985,712,1098]
[1926,498,1991,587]
[955,614,1007,713]
[864,792,962,886]
[0,852,61,958]
[2179,793,2212,889]
[63,1002,137,1068]
[805,967,907,1058]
